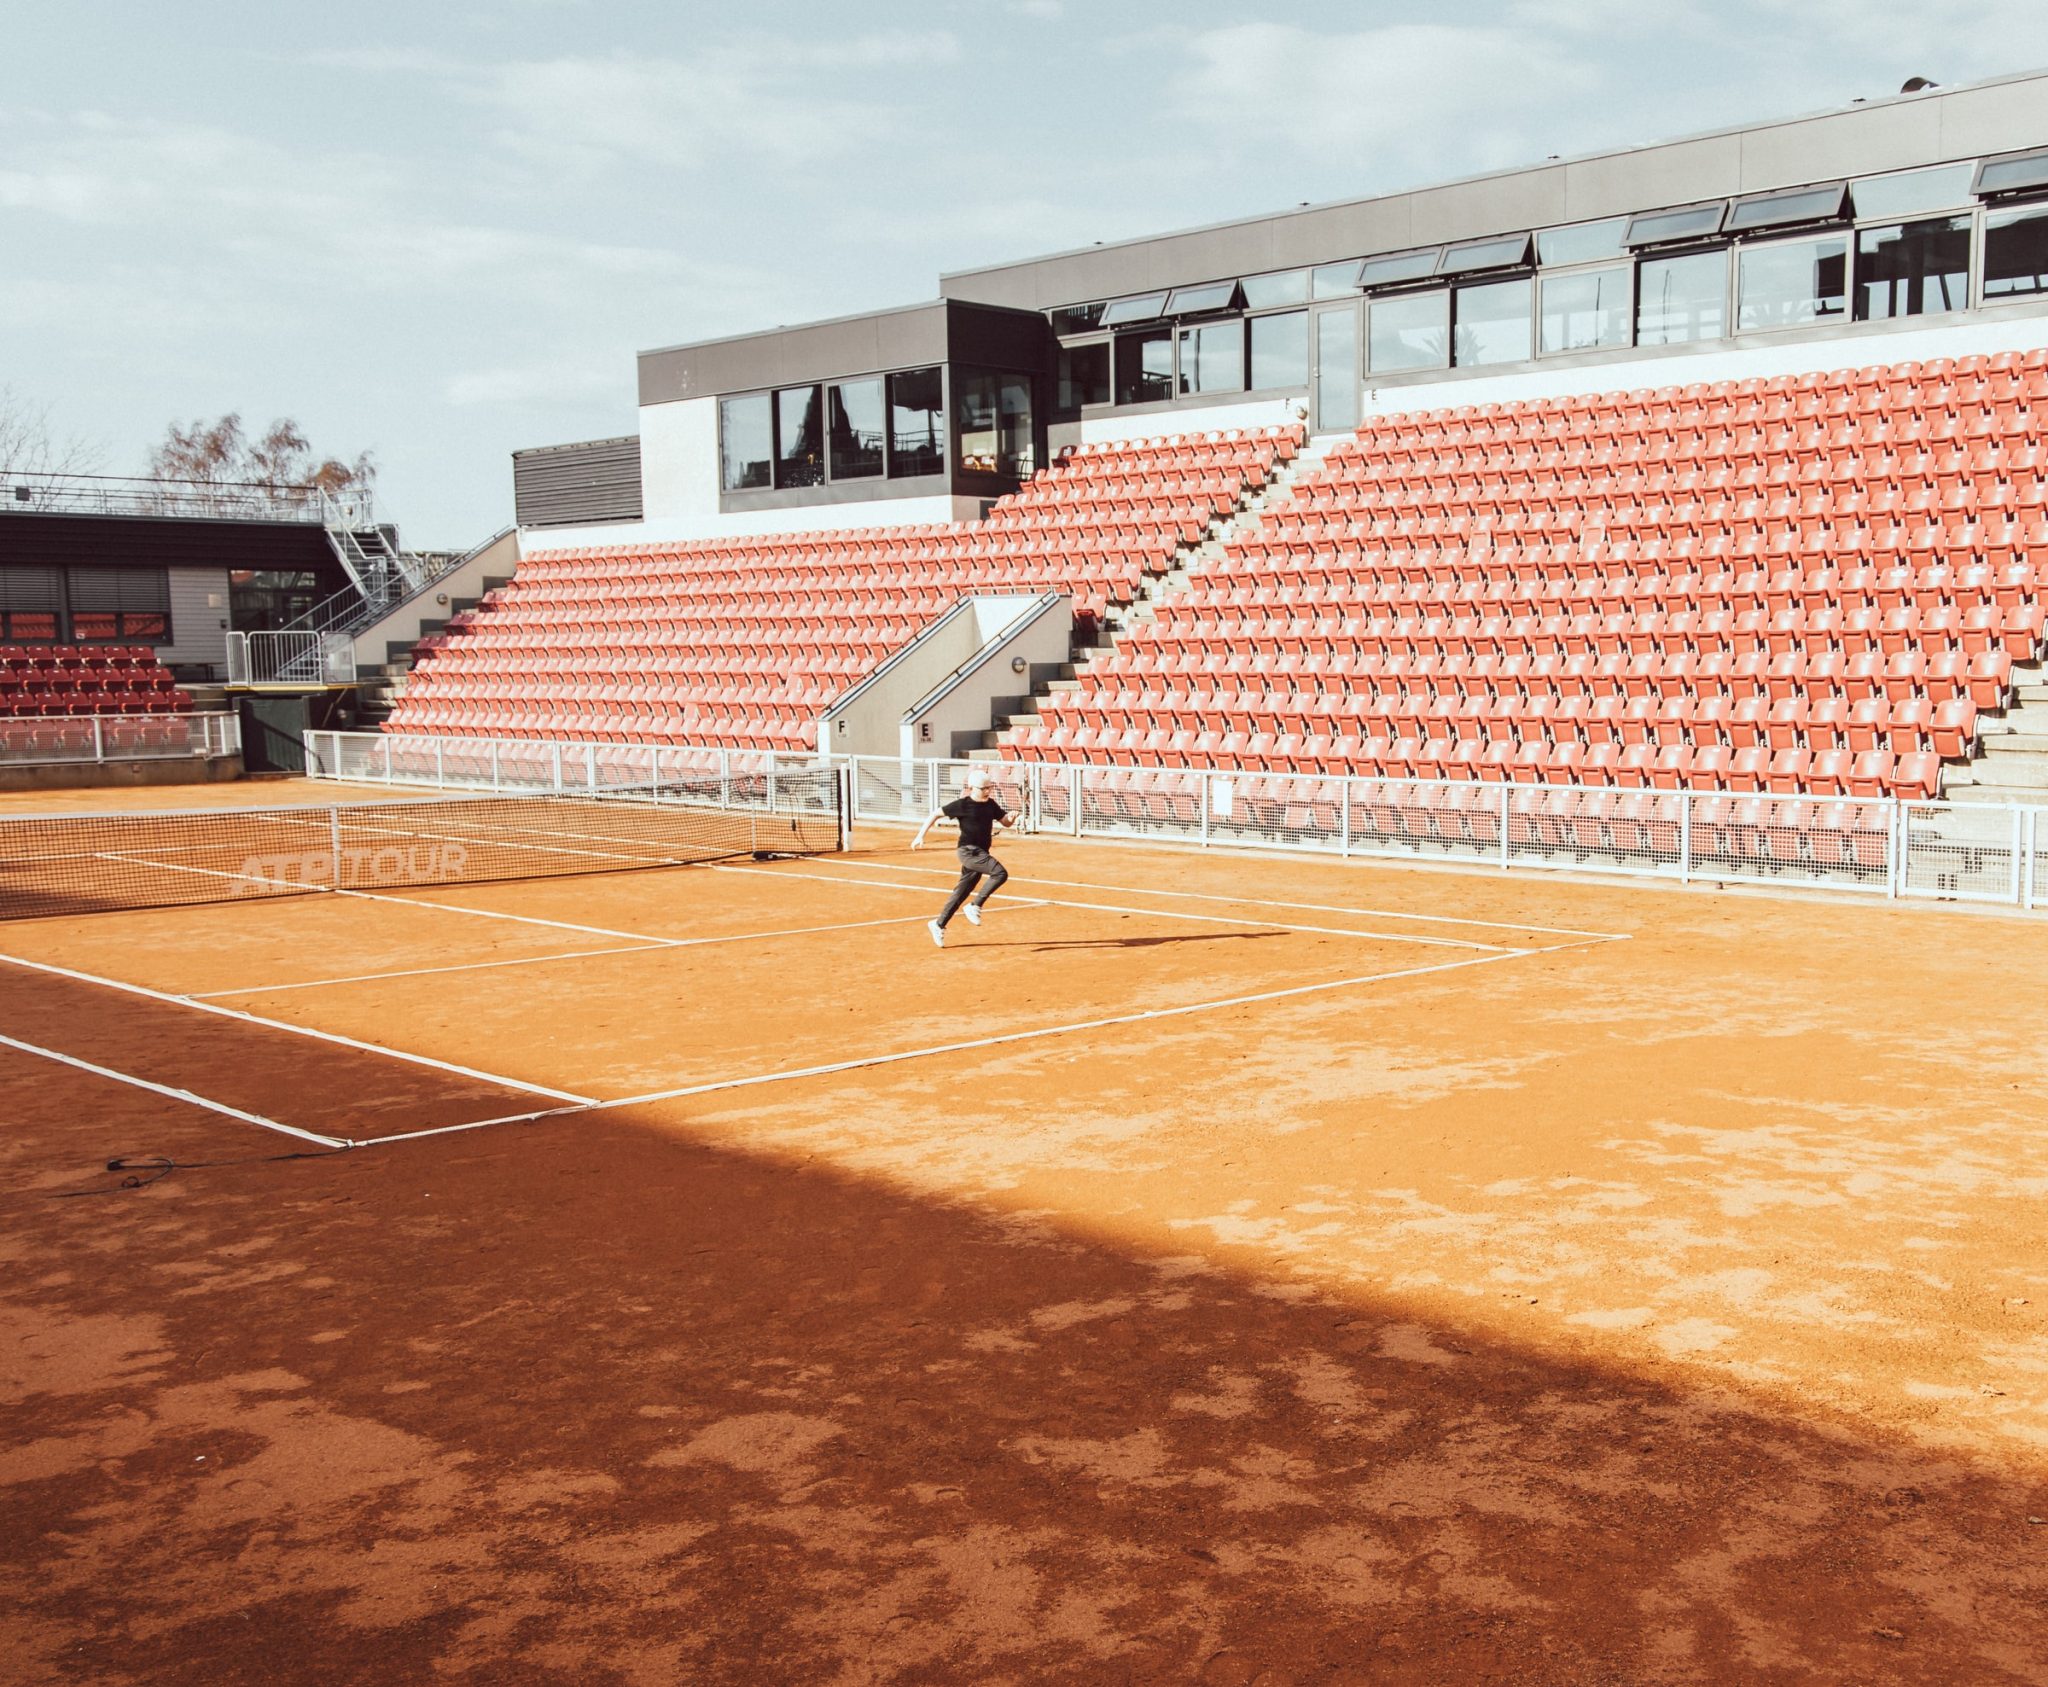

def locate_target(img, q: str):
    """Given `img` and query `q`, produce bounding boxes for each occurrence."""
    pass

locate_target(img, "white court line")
[0,952,593,1105]
[827,856,1632,942]
[189,941,676,999]
[0,1032,346,1149]
[713,861,1516,953]
[189,908,1011,1000]
[354,944,1559,1146]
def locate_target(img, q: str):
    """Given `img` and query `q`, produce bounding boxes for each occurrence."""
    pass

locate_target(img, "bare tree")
[148,414,376,518]
[0,385,103,482]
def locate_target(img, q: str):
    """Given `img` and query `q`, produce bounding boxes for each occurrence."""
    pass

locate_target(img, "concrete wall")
[904,596,1072,761]
[822,601,990,758]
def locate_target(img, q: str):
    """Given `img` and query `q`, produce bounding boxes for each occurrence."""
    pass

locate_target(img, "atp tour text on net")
[233,842,470,891]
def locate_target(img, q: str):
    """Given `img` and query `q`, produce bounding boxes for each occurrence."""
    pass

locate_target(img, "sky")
[6,0,2048,548]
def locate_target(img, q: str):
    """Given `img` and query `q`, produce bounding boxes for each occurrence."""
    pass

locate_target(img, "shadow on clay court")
[5,1019,2047,1686]
[981,928,1293,952]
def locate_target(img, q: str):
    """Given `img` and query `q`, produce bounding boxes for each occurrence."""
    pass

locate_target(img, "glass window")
[1312,261,1362,297]
[773,385,823,487]
[1735,234,1847,331]
[1637,249,1728,344]
[1539,266,1631,353]
[1050,302,1105,336]
[1626,203,1727,247]
[827,378,884,480]
[1249,310,1309,389]
[955,369,1035,477]
[1976,150,2048,197]
[1178,319,1245,395]
[1167,280,1240,316]
[1358,249,1440,288]
[68,566,170,643]
[1367,289,1448,372]
[1453,277,1532,365]
[1854,216,1971,321]
[1101,292,1167,327]
[718,393,772,492]
[1058,341,1110,409]
[1726,183,1848,234]
[1849,163,1976,219]
[887,367,945,478]
[0,563,65,645]
[1437,234,1532,276]
[1536,218,1629,267]
[1984,204,2048,300]
[1241,269,1309,309]
[1114,329,1174,404]
[1313,307,1358,432]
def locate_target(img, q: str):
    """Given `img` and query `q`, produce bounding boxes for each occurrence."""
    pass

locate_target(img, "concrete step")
[1981,732,2048,754]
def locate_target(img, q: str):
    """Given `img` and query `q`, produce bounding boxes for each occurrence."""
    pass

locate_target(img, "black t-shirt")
[943,796,1007,851]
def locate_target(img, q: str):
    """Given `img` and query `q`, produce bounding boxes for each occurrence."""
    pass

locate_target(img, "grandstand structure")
[382,72,2048,812]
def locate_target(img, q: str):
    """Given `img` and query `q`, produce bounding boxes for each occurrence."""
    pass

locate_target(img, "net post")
[1887,799,1901,898]
[92,716,104,765]
[2011,804,2025,908]
[1498,784,1511,871]
[1339,774,1350,858]
[328,806,343,890]
[584,744,596,794]
[838,764,853,852]
[1678,787,1692,884]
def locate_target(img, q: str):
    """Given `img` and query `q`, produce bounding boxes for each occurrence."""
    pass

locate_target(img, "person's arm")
[910,807,948,849]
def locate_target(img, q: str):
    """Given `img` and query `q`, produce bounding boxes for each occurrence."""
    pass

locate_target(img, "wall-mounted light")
[435,592,448,604]
[1010,655,1027,674]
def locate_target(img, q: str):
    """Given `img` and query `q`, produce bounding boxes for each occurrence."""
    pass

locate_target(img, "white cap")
[963,768,993,792]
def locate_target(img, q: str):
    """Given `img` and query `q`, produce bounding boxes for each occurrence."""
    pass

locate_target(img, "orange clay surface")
[3,777,2047,1685]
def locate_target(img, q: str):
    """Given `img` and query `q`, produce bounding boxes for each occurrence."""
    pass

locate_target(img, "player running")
[912,767,1019,948]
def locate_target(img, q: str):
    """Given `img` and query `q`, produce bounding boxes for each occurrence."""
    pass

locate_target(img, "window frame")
[1731,227,1851,334]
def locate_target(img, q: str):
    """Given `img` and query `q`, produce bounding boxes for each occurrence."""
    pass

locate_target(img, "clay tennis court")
[4,778,2047,1684]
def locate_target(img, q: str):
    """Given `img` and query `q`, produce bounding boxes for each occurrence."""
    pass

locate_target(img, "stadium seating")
[0,644,188,719]
[387,427,1301,750]
[997,350,2048,798]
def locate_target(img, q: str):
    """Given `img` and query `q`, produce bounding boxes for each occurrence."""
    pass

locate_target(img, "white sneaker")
[962,903,981,927]
[928,920,945,948]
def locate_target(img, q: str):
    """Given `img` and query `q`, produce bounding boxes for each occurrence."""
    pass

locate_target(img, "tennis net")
[0,770,846,921]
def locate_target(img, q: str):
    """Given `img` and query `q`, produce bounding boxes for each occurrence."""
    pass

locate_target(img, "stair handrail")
[273,525,515,643]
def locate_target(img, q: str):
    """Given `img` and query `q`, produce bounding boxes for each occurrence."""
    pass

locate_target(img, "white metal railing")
[0,712,240,768]
[1,471,342,523]
[225,631,357,687]
[301,729,2048,914]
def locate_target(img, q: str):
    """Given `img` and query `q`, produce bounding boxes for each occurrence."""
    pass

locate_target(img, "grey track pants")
[937,845,1008,927]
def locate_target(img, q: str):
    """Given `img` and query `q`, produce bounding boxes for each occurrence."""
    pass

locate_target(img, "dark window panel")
[1625,202,1727,247]
[1058,341,1111,409]
[1368,290,1448,373]
[1984,205,2048,300]
[1050,302,1106,336]
[1976,150,2048,197]
[1359,248,1442,289]
[1725,182,1848,233]
[887,367,946,478]
[718,393,772,491]
[828,378,885,480]
[1240,269,1309,309]
[1637,249,1728,344]
[1452,277,1532,365]
[1177,319,1245,395]
[1249,310,1309,390]
[1166,280,1242,317]
[1437,233,1533,276]
[1854,215,1971,321]
[1734,234,1847,331]
[1101,292,1167,326]
[1849,163,1976,219]
[1114,328,1174,405]
[773,385,824,488]
[1535,218,1629,267]
[1311,260,1363,297]
[955,368,1034,477]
